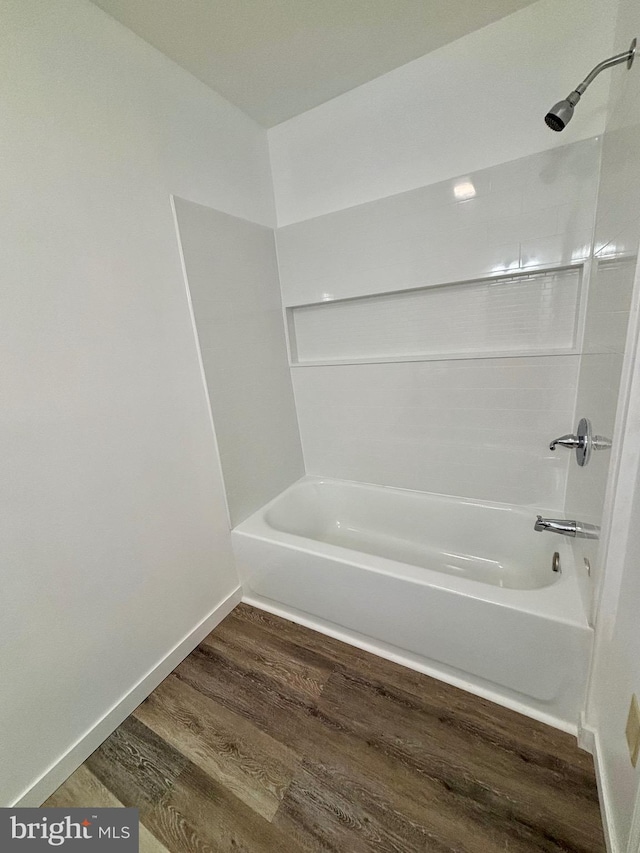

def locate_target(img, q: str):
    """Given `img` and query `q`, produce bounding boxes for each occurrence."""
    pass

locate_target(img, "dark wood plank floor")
[46,603,605,853]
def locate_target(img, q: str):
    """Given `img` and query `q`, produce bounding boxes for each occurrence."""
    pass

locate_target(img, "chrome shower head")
[544,93,579,132]
[545,38,636,132]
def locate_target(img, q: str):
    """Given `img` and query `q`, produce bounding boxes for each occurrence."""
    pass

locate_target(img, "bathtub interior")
[264,478,564,590]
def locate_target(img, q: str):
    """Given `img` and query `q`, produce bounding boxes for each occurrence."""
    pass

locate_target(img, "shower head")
[545,38,636,132]
[544,93,580,132]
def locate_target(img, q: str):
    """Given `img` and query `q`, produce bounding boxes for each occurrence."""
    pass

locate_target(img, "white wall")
[174,199,304,526]
[0,0,273,806]
[581,0,640,847]
[268,0,617,226]
[276,140,600,507]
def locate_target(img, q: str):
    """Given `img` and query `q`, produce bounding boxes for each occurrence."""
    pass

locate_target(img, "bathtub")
[232,476,592,731]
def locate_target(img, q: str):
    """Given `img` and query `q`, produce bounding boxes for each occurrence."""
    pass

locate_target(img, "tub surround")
[290,356,580,509]
[275,140,600,307]
[276,140,600,512]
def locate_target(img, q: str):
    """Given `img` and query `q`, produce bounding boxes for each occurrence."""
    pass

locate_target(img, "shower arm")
[568,42,636,104]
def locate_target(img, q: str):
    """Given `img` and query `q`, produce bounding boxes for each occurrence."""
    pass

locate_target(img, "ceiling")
[91,0,540,127]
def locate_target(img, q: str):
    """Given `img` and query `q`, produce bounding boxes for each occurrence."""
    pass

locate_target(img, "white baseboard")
[628,795,640,853]
[590,728,618,853]
[12,585,242,808]
[243,593,578,736]
[578,713,596,755]
[578,719,618,851]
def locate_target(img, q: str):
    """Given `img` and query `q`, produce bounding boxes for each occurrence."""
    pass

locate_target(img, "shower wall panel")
[277,140,600,306]
[175,198,304,526]
[277,139,601,508]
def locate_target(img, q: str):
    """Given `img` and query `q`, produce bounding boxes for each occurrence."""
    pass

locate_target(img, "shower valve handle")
[548,417,611,467]
[549,434,582,451]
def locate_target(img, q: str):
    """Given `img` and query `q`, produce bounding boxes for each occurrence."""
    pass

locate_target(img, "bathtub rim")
[233,475,589,630]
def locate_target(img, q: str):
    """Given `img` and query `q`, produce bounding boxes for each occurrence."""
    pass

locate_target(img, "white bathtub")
[232,476,592,730]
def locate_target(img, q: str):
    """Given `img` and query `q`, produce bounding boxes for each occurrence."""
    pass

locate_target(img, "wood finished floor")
[46,604,605,852]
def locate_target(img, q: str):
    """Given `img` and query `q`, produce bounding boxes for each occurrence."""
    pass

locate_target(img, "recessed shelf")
[287,267,582,367]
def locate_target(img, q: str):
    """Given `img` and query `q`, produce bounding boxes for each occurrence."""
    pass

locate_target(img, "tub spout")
[534,516,600,539]
[534,516,577,536]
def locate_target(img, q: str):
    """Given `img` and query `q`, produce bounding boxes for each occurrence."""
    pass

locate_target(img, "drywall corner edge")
[10,585,242,808]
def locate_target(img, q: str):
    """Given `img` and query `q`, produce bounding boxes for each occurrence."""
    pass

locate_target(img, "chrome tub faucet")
[534,516,600,539]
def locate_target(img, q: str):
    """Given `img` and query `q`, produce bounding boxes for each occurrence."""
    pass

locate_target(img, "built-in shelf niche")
[287,266,582,366]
